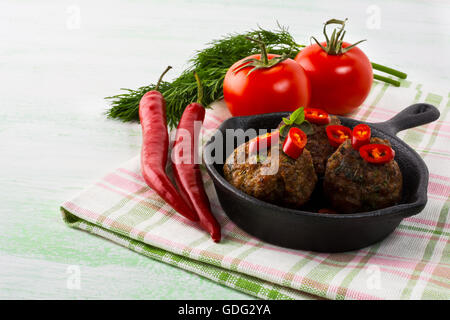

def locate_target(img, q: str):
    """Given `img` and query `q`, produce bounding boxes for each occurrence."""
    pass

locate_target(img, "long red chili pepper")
[139,66,198,222]
[172,72,221,242]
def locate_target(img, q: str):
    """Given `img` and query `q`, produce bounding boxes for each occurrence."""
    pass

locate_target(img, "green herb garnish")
[105,24,407,127]
[255,154,267,163]
[105,25,302,128]
[279,107,313,136]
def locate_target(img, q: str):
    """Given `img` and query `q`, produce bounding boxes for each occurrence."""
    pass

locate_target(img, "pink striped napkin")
[61,80,450,300]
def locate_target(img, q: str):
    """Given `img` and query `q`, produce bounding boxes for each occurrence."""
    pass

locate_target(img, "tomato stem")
[232,37,290,77]
[311,18,366,55]
[371,62,407,79]
[373,74,401,87]
[245,36,269,64]
[155,66,172,91]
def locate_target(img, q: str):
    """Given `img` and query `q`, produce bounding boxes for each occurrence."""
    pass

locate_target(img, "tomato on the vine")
[223,38,310,117]
[295,19,373,115]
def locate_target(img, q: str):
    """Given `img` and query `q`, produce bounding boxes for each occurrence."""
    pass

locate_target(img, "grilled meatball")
[223,140,317,208]
[278,115,341,176]
[323,137,402,213]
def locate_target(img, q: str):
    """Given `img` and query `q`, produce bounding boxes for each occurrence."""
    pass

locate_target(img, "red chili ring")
[352,124,371,150]
[282,127,307,159]
[248,131,280,154]
[304,108,330,125]
[359,143,395,164]
[326,125,352,147]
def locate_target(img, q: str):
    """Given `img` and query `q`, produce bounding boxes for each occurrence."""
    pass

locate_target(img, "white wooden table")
[1,0,449,299]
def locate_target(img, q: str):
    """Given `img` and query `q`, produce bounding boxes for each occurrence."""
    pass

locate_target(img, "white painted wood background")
[0,0,449,299]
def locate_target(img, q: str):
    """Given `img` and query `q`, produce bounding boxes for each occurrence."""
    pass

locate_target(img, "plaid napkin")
[61,80,450,300]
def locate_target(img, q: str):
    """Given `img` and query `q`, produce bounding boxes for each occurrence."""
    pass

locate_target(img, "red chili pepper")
[282,127,307,159]
[326,125,352,147]
[359,143,395,164]
[172,72,221,242]
[351,124,371,150]
[139,66,198,222]
[304,108,330,125]
[248,130,280,154]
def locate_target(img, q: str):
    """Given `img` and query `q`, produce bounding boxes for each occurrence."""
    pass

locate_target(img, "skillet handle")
[368,103,440,136]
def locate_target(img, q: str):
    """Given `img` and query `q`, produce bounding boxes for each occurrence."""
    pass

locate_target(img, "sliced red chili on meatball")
[352,124,371,150]
[359,143,395,164]
[326,125,352,147]
[248,130,280,154]
[282,127,307,159]
[304,108,330,125]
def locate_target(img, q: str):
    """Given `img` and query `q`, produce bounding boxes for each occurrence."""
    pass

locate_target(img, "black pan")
[203,103,440,252]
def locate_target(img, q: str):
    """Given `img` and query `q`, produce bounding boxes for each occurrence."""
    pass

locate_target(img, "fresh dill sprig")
[105,25,303,128]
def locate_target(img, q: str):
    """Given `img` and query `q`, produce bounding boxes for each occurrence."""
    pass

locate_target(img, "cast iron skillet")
[203,103,440,252]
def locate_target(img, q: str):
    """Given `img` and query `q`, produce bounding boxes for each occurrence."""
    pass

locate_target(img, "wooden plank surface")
[0,0,449,299]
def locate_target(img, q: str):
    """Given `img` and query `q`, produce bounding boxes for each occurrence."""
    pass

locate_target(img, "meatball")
[223,140,317,208]
[323,137,403,213]
[278,115,341,176]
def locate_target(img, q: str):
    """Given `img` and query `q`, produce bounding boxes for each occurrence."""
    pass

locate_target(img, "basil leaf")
[289,107,302,122]
[280,107,307,137]
[297,121,314,135]
[282,117,293,125]
[293,112,305,125]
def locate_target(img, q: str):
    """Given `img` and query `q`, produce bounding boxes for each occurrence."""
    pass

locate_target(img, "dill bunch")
[105,25,303,128]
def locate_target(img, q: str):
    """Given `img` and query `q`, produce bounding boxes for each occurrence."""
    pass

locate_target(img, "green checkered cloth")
[61,80,450,300]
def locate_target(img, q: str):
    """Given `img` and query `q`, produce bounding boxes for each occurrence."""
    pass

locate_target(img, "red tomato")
[295,42,373,115]
[223,54,310,117]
